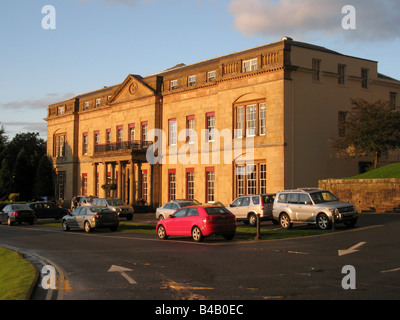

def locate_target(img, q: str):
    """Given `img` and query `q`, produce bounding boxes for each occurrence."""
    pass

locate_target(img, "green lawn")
[38,219,336,239]
[0,247,37,300]
[119,221,335,240]
[346,162,400,179]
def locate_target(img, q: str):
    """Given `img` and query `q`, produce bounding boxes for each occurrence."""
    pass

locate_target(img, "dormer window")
[170,80,178,90]
[188,75,196,87]
[57,105,65,115]
[207,70,216,82]
[243,58,258,72]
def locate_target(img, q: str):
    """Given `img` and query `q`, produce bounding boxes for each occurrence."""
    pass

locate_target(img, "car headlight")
[330,208,339,217]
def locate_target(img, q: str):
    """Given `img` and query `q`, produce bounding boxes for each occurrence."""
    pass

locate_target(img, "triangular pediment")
[108,74,156,104]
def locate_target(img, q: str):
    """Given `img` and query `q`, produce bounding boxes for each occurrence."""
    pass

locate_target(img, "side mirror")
[305,201,312,205]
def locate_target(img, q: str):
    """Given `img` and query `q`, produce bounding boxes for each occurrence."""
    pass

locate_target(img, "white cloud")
[1,93,76,111]
[228,0,400,42]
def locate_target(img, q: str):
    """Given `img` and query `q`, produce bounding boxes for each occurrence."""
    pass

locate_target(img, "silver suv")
[227,194,276,226]
[273,188,358,230]
[92,198,134,220]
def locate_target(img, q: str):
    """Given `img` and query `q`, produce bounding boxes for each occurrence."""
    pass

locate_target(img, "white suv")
[273,188,358,230]
[227,194,276,226]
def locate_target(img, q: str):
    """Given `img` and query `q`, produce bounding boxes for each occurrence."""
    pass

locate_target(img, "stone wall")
[318,179,400,213]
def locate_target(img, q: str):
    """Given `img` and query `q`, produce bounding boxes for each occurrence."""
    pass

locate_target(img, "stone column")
[117,161,122,199]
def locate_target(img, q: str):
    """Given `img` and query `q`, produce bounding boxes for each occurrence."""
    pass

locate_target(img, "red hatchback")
[156,205,236,242]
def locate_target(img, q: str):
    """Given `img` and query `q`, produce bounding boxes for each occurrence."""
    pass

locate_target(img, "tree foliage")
[0,129,53,201]
[331,99,400,168]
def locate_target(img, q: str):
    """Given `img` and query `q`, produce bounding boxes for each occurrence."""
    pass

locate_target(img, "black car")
[28,201,69,220]
[0,204,35,226]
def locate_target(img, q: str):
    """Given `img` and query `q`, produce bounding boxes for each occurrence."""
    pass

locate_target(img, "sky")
[1,0,400,140]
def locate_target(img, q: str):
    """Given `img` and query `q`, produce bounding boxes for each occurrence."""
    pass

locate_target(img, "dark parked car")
[61,206,119,232]
[0,204,35,226]
[28,201,69,220]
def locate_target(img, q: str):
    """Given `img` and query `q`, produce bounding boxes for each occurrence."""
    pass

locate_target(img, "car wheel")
[192,226,204,242]
[248,213,257,226]
[62,220,70,231]
[279,213,292,229]
[157,225,168,240]
[7,217,13,226]
[317,213,331,230]
[126,215,133,221]
[84,221,92,233]
[158,215,164,221]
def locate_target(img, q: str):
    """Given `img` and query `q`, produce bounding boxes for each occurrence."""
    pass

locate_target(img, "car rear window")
[205,207,231,215]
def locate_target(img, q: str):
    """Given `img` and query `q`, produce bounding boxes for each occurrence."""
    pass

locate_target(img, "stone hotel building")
[45,37,400,209]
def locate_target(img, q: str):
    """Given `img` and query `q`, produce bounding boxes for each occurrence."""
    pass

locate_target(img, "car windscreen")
[107,199,124,206]
[178,202,195,208]
[12,204,31,210]
[205,207,231,215]
[310,191,338,204]
[88,207,113,214]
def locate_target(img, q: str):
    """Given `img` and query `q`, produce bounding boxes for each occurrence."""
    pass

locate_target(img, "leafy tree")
[12,148,31,200]
[331,99,400,169]
[0,131,48,200]
[33,154,54,198]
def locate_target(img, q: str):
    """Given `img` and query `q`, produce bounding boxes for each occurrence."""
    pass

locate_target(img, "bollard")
[254,213,261,240]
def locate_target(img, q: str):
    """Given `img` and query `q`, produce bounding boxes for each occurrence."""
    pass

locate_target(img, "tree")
[0,131,48,200]
[33,154,54,198]
[331,99,400,169]
[12,148,31,200]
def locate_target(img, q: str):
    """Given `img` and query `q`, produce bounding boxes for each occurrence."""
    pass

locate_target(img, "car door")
[65,208,80,228]
[44,203,61,218]
[286,193,300,221]
[166,208,188,235]
[263,195,275,218]
[296,193,315,223]
[239,196,251,219]
[228,197,243,219]
[31,203,44,218]
[0,205,9,223]
[75,207,87,229]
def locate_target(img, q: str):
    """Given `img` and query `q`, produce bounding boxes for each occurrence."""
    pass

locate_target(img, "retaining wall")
[318,178,400,213]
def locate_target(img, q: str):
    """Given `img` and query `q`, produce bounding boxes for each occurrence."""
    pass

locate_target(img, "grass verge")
[37,220,337,240]
[118,221,335,240]
[0,247,37,300]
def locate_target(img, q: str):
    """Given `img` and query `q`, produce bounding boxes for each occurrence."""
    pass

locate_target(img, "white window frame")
[243,58,258,72]
[170,80,178,90]
[188,75,196,87]
[207,70,216,82]
[246,104,257,137]
[259,103,266,136]
[169,119,177,146]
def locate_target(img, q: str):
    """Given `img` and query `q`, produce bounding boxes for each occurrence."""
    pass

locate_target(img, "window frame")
[205,166,215,203]
[168,118,177,146]
[243,58,258,72]
[234,100,267,138]
[206,112,215,142]
[168,169,176,201]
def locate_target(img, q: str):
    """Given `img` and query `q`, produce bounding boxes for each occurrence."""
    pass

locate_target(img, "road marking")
[380,267,400,273]
[108,265,136,284]
[338,241,366,256]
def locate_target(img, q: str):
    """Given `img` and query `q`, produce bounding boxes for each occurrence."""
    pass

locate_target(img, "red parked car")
[156,205,236,242]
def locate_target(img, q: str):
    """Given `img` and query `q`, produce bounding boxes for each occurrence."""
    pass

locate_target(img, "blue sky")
[1,0,400,139]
